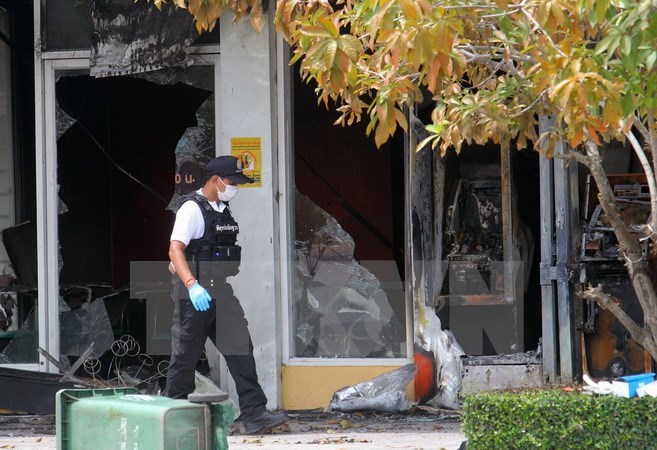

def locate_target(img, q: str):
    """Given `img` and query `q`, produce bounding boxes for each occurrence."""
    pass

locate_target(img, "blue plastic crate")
[613,373,655,398]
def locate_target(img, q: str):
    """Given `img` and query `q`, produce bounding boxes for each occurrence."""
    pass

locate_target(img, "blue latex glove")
[188,282,211,311]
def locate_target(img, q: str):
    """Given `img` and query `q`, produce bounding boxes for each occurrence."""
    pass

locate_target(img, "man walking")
[166,155,287,434]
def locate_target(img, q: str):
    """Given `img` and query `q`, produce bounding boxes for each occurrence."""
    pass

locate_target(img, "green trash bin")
[56,388,234,450]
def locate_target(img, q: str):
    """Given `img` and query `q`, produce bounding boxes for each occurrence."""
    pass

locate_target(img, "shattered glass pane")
[59,294,71,312]
[0,291,114,364]
[58,199,69,215]
[56,102,77,141]
[136,66,218,212]
[293,190,404,358]
[131,67,213,91]
[60,297,114,358]
[0,295,38,364]
[0,293,15,332]
[55,102,79,218]
[48,65,214,371]
[58,243,64,277]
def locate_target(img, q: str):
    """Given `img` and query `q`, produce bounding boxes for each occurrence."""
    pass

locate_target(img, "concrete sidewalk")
[0,410,466,449]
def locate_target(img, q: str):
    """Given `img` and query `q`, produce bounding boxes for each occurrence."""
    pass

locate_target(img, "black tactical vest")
[184,193,241,281]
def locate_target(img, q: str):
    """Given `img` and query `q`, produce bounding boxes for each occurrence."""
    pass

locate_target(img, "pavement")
[0,408,466,449]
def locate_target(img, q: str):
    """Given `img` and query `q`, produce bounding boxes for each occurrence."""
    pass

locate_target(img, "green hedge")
[462,389,657,449]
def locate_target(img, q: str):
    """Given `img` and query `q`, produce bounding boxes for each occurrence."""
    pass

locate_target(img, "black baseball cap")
[206,155,254,185]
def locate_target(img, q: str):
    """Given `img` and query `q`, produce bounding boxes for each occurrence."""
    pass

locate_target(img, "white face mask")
[216,177,238,202]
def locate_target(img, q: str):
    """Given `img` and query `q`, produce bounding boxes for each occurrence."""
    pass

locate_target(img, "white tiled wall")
[0,10,14,271]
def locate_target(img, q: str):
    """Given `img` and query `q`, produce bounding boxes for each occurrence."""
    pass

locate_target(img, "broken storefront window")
[0,289,115,365]
[0,219,40,364]
[0,291,37,364]
[1,65,215,377]
[293,191,405,358]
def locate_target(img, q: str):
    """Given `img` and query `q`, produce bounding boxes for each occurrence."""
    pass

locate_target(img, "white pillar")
[218,14,280,409]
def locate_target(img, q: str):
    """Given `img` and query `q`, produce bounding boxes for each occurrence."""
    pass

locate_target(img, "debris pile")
[583,372,657,398]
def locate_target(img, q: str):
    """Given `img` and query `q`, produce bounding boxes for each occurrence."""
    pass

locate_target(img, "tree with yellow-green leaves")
[149,0,267,32]
[152,0,657,364]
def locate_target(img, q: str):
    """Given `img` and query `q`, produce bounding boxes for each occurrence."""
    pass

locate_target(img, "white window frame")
[275,35,413,367]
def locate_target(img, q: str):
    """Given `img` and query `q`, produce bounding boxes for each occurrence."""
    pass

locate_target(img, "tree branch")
[633,116,657,211]
[459,48,520,75]
[458,45,535,63]
[649,114,657,156]
[559,146,590,165]
[583,141,642,256]
[510,89,547,117]
[437,0,528,19]
[634,116,651,145]
[582,140,657,342]
[625,128,657,235]
[648,114,657,224]
[579,285,657,361]
[521,9,567,58]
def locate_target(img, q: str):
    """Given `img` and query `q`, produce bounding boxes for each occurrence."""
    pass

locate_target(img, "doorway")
[32,57,218,376]
[436,143,542,356]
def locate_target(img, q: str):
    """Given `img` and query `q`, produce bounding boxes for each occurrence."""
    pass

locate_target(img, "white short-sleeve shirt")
[170,189,226,246]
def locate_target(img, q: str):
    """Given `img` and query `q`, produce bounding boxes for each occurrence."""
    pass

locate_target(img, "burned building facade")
[0,0,651,413]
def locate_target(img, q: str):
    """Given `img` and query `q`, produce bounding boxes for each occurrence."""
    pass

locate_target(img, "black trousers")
[165,278,268,420]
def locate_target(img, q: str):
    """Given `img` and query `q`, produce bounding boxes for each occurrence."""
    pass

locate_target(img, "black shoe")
[243,410,288,434]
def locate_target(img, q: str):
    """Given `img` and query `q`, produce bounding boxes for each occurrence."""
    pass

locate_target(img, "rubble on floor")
[229,406,461,437]
[0,414,55,437]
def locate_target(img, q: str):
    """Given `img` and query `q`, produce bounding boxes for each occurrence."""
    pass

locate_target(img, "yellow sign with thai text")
[231,137,262,188]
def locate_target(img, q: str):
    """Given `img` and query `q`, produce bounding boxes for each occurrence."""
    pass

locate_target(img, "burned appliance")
[580,174,653,377]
